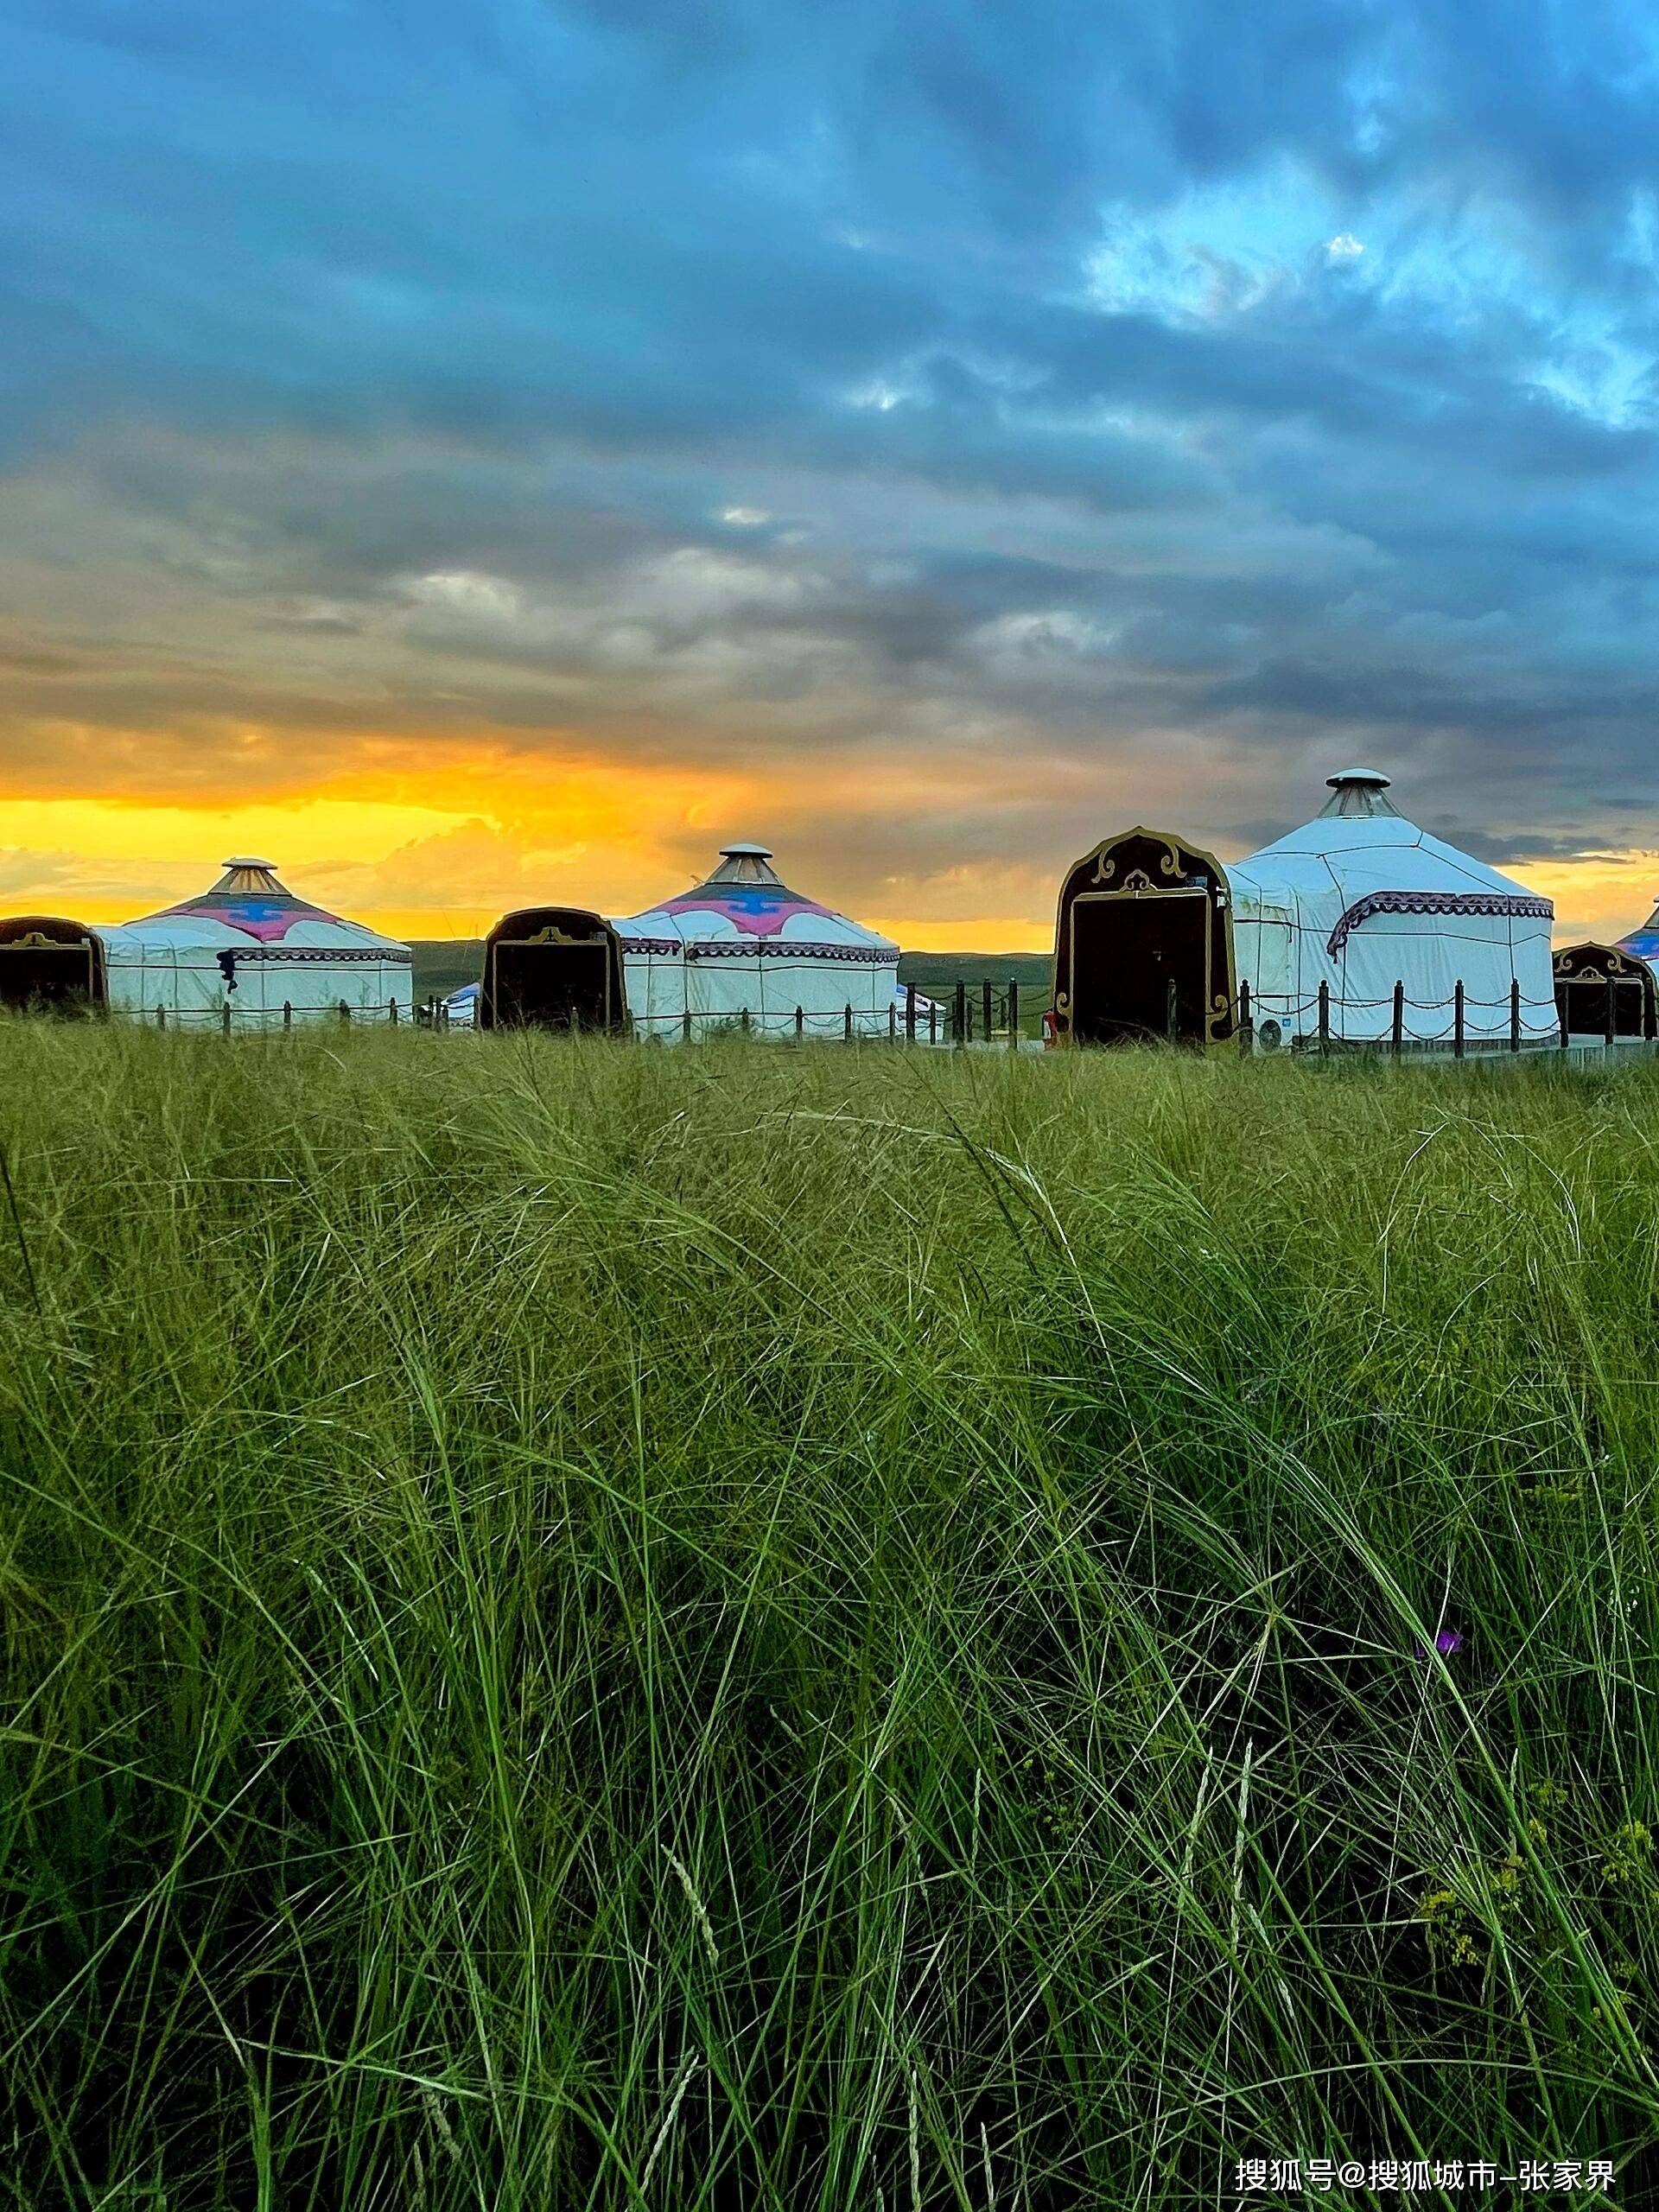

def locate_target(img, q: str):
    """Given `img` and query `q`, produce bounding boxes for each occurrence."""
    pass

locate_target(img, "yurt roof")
[615,843,899,954]
[123,859,410,956]
[1616,899,1659,968]
[1231,772,1550,914]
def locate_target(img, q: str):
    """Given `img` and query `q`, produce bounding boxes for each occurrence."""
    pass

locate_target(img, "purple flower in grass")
[1413,1628,1463,1661]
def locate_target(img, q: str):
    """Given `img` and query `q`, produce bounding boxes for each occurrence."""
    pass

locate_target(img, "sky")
[4,0,1659,945]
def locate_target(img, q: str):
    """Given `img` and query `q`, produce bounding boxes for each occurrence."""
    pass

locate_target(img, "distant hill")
[897,951,1052,998]
[411,941,1055,1016]
[410,941,487,1000]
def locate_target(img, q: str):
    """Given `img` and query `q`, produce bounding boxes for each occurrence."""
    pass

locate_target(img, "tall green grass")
[2,1025,1657,2208]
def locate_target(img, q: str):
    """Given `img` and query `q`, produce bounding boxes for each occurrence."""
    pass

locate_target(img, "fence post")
[221,1002,231,1036]
[156,1004,165,1031]
[888,1003,896,1042]
[1166,976,1179,1045]
[982,980,993,1042]
[1453,981,1465,1059]
[1318,981,1330,1056]
[954,981,966,1047]
[1392,981,1404,1058]
[283,1001,292,1031]
[1605,972,1617,1050]
[906,983,916,1043]
[1237,977,1253,1057]
[795,1004,804,1043]
[929,1003,938,1046]
[390,997,397,1027]
[1648,980,1657,1045]
[683,1006,692,1045]
[1510,977,1521,1053]
[339,1000,350,1026]
[844,1002,853,1043]
[1007,979,1019,1049]
[741,1007,751,1036]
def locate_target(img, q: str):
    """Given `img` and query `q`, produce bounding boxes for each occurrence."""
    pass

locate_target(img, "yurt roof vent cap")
[1319,766,1401,819]
[213,855,287,891]
[704,842,784,887]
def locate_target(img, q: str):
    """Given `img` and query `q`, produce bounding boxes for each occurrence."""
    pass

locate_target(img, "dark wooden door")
[1069,892,1209,1046]
[488,941,612,1030]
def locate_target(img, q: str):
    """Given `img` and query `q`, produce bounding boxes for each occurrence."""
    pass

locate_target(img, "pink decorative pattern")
[657,887,832,938]
[153,894,318,944]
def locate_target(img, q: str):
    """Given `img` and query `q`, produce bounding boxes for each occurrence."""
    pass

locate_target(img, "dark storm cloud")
[5,0,1659,888]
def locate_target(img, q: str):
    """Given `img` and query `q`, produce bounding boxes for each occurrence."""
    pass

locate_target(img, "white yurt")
[1229,770,1557,1046]
[108,858,412,1027]
[613,842,899,1040]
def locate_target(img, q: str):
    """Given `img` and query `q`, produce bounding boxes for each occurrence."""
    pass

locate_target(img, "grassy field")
[3,1027,1657,2208]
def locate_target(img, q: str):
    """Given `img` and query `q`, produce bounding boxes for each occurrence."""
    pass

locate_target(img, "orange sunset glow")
[11,762,1652,951]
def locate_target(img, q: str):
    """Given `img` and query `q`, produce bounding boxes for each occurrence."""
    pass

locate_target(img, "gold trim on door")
[1052,825,1236,1046]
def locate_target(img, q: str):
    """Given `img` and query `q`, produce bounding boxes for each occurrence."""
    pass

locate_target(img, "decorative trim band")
[153,946,411,967]
[618,937,894,965]
[689,940,894,965]
[1326,892,1553,957]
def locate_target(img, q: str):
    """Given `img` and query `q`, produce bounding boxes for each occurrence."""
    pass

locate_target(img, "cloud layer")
[4,0,1659,935]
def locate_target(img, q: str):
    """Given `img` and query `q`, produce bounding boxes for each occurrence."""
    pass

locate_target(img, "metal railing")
[16,969,1642,1060]
[1234,974,1654,1058]
[143,998,410,1032]
[421,980,1037,1047]
[418,970,1656,1057]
